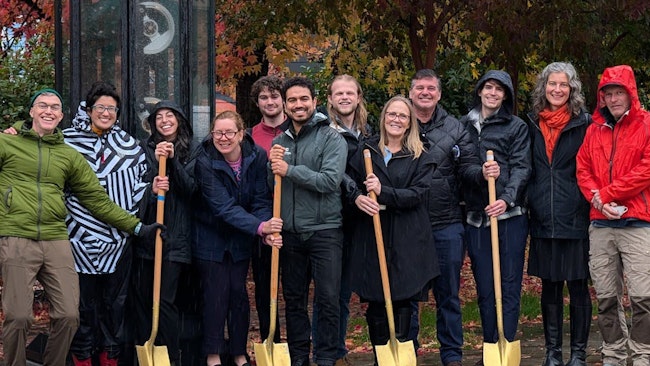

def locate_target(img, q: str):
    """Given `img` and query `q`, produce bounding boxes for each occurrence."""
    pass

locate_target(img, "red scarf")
[539,106,571,163]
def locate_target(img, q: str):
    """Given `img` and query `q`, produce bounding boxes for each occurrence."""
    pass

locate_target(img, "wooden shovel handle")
[151,155,166,340]
[487,150,506,340]
[266,174,281,344]
[363,149,397,339]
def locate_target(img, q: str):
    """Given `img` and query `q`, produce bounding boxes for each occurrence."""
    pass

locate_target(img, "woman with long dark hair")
[132,100,199,365]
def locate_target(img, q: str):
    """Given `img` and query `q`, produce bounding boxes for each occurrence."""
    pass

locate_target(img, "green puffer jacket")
[0,122,139,241]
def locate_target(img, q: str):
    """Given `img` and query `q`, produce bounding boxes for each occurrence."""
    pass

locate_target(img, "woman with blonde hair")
[348,96,438,361]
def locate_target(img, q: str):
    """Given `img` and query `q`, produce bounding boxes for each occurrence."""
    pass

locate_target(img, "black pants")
[196,253,250,356]
[252,240,281,342]
[281,229,343,366]
[131,257,183,363]
[70,247,132,360]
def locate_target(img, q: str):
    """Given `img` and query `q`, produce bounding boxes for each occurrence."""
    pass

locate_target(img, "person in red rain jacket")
[576,65,650,366]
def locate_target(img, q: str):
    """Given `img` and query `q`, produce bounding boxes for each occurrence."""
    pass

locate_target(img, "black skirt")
[527,237,590,282]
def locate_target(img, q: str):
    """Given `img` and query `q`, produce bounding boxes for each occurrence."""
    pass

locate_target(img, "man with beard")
[251,75,288,155]
[409,69,483,366]
[312,75,371,366]
[269,77,347,366]
[249,75,288,345]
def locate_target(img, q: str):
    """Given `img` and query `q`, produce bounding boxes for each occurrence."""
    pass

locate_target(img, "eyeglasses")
[91,104,119,114]
[211,130,238,139]
[34,102,62,112]
[386,112,410,122]
[547,81,570,90]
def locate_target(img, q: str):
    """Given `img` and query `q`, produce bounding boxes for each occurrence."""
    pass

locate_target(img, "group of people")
[1,62,649,366]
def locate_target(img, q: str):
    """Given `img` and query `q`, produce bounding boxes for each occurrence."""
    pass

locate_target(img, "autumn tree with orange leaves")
[0,0,55,129]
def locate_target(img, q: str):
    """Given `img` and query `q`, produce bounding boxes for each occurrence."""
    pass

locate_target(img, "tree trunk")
[236,48,269,128]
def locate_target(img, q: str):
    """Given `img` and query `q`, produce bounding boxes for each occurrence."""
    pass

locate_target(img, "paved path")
[346,322,607,365]
[12,318,616,366]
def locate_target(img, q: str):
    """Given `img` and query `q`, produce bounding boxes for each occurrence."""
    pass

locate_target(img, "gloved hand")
[137,222,166,240]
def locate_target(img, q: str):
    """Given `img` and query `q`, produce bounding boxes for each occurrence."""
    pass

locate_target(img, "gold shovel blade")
[253,340,291,366]
[483,339,521,366]
[374,339,417,366]
[136,341,170,366]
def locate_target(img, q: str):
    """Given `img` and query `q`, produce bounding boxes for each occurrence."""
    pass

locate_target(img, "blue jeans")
[431,223,465,364]
[281,229,343,366]
[466,215,528,342]
[312,240,351,360]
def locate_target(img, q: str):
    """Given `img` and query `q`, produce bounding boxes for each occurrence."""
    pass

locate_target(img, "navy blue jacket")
[193,134,272,263]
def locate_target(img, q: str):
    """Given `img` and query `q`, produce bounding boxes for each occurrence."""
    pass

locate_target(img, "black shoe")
[291,358,309,366]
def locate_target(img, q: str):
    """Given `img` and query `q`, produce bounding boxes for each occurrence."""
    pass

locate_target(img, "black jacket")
[527,110,591,239]
[460,70,532,215]
[348,137,439,302]
[418,105,483,227]
[136,139,199,264]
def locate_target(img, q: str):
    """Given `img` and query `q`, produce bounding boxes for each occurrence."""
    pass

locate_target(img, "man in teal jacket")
[269,77,347,366]
[0,89,160,366]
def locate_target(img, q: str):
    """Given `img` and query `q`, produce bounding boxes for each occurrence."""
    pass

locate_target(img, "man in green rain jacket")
[0,89,160,366]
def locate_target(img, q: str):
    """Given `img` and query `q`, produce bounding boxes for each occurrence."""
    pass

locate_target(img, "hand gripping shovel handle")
[363,150,397,340]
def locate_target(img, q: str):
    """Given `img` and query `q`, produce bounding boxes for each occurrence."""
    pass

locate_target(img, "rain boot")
[395,306,413,343]
[541,303,564,366]
[366,305,390,366]
[565,305,591,366]
[71,354,92,366]
[395,306,417,358]
[99,351,118,366]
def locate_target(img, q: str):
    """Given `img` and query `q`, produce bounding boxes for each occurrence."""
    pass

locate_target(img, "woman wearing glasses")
[132,100,200,365]
[348,96,438,359]
[63,82,148,366]
[194,111,282,366]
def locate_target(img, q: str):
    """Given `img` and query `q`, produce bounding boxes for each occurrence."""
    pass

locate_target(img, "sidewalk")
[346,321,605,365]
[8,320,611,366]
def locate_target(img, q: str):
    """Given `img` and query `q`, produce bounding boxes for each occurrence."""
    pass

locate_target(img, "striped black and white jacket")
[64,103,148,274]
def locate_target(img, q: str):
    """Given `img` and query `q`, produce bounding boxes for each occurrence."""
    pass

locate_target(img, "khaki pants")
[1,237,79,366]
[589,226,650,366]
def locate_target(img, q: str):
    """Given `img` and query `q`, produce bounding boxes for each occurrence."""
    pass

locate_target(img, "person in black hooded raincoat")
[131,100,201,365]
[459,70,531,351]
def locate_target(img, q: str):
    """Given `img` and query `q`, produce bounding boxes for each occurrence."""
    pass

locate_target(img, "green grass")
[345,293,547,350]
[520,292,541,320]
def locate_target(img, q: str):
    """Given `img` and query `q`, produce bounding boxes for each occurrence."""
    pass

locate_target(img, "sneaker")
[446,362,462,366]
[335,355,353,366]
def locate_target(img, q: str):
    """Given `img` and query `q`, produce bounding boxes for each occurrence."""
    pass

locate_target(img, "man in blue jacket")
[269,77,347,366]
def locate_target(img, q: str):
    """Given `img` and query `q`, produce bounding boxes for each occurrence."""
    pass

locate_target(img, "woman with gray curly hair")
[527,62,592,366]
